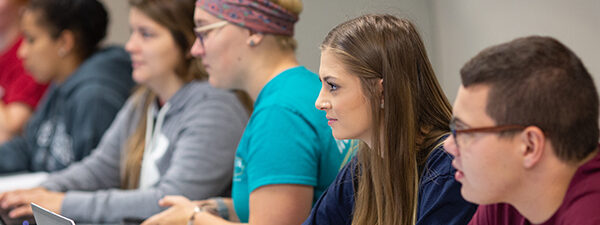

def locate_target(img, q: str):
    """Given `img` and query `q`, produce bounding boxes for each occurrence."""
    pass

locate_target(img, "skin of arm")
[142,184,313,225]
[0,101,33,142]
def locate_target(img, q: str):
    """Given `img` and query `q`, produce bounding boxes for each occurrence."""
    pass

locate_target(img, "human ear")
[247,32,264,47]
[520,126,546,168]
[56,30,76,57]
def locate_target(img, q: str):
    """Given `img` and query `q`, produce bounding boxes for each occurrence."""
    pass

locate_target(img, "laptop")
[30,203,74,225]
[0,207,36,225]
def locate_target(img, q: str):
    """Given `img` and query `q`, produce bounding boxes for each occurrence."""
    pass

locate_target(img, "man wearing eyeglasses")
[444,36,600,225]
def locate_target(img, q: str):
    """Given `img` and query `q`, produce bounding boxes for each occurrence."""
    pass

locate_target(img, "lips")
[452,160,464,181]
[326,117,337,126]
[131,60,143,69]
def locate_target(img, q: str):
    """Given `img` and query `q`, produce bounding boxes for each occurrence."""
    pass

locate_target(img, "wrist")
[210,197,229,220]
[188,206,203,225]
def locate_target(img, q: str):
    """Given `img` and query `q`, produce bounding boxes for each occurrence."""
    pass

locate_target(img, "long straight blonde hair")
[321,14,452,225]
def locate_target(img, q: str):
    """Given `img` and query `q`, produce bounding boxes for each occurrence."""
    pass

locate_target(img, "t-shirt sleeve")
[246,106,319,193]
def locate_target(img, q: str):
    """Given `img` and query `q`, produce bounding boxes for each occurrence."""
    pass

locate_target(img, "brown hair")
[266,0,302,51]
[121,0,207,189]
[461,36,599,163]
[322,14,452,225]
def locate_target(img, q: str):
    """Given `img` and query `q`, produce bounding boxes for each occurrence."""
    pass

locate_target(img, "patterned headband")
[196,0,298,36]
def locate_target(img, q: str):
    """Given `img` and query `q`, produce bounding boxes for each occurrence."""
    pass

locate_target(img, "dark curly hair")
[27,0,108,59]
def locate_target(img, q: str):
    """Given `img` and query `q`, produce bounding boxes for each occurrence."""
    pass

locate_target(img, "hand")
[0,187,64,218]
[141,195,196,225]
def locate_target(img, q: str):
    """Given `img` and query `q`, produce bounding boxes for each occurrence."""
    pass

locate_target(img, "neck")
[243,49,299,101]
[510,150,597,223]
[54,55,82,84]
[149,73,185,103]
[0,25,21,54]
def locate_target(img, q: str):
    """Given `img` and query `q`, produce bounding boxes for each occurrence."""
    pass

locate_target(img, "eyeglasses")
[194,21,228,48]
[449,118,526,149]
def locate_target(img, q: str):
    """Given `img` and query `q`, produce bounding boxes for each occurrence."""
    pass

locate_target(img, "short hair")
[27,0,108,59]
[461,36,599,163]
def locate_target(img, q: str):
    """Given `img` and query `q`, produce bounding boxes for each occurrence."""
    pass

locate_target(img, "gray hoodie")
[41,81,249,223]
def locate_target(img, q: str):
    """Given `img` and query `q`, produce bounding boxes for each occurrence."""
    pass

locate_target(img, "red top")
[469,150,600,225]
[0,37,48,108]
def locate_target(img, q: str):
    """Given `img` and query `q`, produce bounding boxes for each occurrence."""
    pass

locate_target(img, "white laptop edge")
[30,203,75,225]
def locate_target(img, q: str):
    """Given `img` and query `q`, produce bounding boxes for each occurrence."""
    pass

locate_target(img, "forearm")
[195,211,244,225]
[61,189,164,223]
[0,102,32,136]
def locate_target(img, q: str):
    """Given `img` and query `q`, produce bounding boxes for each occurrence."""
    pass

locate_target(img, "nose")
[444,135,460,157]
[124,33,138,54]
[17,41,28,59]
[315,89,330,111]
[190,38,205,57]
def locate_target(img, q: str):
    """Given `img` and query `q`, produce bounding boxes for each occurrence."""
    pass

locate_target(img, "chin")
[30,73,51,84]
[331,130,355,141]
[132,71,148,84]
[461,187,491,205]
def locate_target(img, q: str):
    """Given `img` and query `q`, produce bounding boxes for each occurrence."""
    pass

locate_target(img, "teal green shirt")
[232,66,354,222]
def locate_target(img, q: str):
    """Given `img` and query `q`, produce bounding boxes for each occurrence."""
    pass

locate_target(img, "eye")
[194,30,208,39]
[326,81,338,92]
[140,31,154,38]
[23,34,34,43]
[137,28,155,39]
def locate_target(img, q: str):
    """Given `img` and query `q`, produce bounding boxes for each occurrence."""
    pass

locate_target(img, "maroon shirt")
[469,151,600,225]
[0,37,48,108]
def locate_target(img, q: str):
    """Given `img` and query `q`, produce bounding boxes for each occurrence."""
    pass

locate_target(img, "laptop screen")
[31,203,74,225]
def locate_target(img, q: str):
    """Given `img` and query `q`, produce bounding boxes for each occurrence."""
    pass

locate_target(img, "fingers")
[158,195,188,207]
[1,192,27,209]
[140,214,159,225]
[8,205,32,218]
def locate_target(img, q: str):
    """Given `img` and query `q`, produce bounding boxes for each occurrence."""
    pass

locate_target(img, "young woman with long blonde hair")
[304,14,477,225]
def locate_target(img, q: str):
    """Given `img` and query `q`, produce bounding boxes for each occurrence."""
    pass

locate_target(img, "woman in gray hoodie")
[0,0,250,223]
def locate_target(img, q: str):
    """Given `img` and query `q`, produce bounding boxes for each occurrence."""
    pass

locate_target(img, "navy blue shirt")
[302,138,477,225]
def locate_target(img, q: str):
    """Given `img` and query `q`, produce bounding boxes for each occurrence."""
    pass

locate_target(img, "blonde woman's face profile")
[315,50,373,142]
[125,8,181,88]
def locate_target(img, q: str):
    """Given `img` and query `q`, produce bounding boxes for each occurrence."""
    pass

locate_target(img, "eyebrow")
[451,117,469,127]
[320,75,336,82]
[194,18,206,26]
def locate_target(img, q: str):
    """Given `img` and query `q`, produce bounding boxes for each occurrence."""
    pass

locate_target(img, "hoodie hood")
[58,46,134,97]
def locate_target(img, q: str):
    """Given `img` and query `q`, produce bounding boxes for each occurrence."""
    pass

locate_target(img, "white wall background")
[100,0,600,102]
[431,0,600,101]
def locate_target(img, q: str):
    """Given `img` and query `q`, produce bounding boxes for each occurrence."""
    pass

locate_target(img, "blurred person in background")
[0,0,48,143]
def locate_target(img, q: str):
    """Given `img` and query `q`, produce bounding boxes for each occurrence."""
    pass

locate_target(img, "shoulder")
[421,138,455,185]
[73,46,132,83]
[175,81,242,111]
[169,81,248,125]
[258,66,321,108]
[556,153,600,222]
[469,204,526,225]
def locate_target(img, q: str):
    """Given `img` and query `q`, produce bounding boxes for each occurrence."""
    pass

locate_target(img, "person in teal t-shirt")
[141,1,354,225]
[231,66,352,222]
